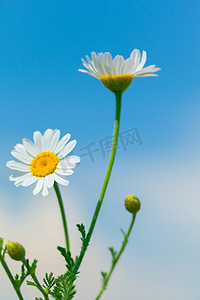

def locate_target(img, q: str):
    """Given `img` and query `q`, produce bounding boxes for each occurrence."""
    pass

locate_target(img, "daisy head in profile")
[6,129,80,196]
[79,49,161,93]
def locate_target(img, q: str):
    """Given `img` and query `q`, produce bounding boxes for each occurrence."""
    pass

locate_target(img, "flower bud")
[6,241,26,261]
[125,195,141,214]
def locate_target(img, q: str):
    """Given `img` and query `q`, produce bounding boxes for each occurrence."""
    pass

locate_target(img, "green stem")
[54,182,70,252]
[22,259,49,300]
[0,254,24,300]
[31,272,49,300]
[95,214,136,300]
[73,91,122,274]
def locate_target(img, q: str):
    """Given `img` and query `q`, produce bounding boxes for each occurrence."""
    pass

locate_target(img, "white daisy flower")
[6,129,80,197]
[79,49,161,93]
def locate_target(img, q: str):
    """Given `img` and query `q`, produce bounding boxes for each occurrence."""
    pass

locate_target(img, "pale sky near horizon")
[0,0,200,299]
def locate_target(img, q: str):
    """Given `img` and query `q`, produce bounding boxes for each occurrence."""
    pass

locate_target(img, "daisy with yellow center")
[79,49,161,92]
[6,129,80,196]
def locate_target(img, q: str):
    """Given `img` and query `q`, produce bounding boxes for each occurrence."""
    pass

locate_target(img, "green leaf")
[101,271,107,280]
[57,247,75,272]
[30,259,38,274]
[27,280,37,287]
[51,272,77,300]
[42,272,55,293]
[120,228,126,238]
[108,247,118,262]
[25,258,38,275]
[76,223,86,242]
[14,274,20,289]
[14,261,30,288]
[15,274,19,280]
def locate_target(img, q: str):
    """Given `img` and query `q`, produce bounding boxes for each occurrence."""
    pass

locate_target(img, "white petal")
[137,50,147,70]
[33,131,43,153]
[58,140,77,159]
[131,49,141,71]
[130,49,140,61]
[48,130,60,152]
[134,66,161,76]
[53,173,69,186]
[98,53,110,75]
[135,73,158,77]
[91,52,105,77]
[78,69,97,78]
[11,150,32,164]
[14,144,33,159]
[42,182,49,197]
[54,133,71,154]
[66,155,80,164]
[113,55,124,75]
[10,173,30,185]
[22,176,37,187]
[82,55,100,78]
[9,172,28,181]
[123,57,135,74]
[55,168,74,176]
[59,155,80,169]
[81,58,91,71]
[43,129,53,151]
[44,174,54,188]
[134,65,155,74]
[13,173,33,186]
[23,139,38,156]
[7,160,30,172]
[104,52,114,76]
[128,58,140,74]
[33,178,44,195]
[151,67,161,72]
[15,181,24,187]
[15,143,26,152]
[85,56,100,77]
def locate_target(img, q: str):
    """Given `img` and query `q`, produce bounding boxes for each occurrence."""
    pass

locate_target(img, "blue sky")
[0,1,200,299]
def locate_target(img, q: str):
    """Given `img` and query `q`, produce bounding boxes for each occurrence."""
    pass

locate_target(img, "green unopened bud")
[6,241,26,261]
[125,195,141,214]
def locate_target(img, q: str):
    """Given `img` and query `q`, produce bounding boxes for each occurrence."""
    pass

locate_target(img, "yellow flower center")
[30,152,59,177]
[99,74,134,93]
